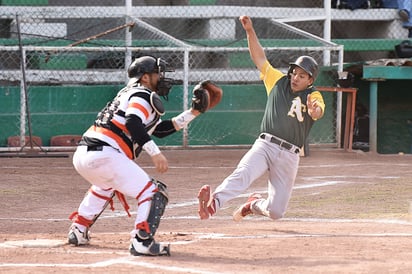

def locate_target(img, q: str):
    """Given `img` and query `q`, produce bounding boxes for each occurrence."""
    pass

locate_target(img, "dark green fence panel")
[0,83,337,148]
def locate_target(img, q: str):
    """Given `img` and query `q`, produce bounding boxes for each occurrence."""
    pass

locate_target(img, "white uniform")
[71,84,162,235]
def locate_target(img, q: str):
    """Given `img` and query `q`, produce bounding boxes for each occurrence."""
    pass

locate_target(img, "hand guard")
[191,80,223,113]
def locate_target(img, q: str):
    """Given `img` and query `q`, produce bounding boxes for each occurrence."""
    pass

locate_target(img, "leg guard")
[147,179,168,235]
[136,179,168,237]
[130,179,170,256]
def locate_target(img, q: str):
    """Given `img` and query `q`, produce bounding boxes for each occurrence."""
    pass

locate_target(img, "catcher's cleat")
[129,233,170,256]
[232,193,262,222]
[68,224,90,246]
[197,185,216,220]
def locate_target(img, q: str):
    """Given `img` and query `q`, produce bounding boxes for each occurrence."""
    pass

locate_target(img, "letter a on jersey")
[287,97,305,122]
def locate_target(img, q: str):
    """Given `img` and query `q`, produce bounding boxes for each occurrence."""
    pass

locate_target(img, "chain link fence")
[0,0,404,151]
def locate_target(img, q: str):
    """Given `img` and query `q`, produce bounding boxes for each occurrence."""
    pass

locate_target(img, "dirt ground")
[1,147,412,273]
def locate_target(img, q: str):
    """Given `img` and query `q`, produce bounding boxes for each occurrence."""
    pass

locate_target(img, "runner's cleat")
[232,193,262,222]
[197,185,216,220]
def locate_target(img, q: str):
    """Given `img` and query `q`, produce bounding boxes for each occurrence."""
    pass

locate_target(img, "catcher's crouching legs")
[67,187,115,246]
[130,180,170,256]
[67,213,93,246]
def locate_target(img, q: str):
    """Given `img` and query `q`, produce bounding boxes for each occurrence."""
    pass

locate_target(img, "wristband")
[172,109,196,130]
[142,140,161,156]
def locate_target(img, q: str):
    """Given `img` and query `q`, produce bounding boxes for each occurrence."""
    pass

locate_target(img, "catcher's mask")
[127,56,176,99]
[287,56,319,81]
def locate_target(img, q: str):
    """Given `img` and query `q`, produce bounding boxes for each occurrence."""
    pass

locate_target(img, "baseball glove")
[191,80,223,113]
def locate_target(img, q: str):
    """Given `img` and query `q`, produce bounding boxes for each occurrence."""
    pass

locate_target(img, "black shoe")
[67,225,90,246]
[129,232,170,256]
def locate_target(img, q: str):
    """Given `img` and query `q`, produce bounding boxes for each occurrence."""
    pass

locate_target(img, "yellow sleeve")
[260,60,285,96]
[311,91,325,114]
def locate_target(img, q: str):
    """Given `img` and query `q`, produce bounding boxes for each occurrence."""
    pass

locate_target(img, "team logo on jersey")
[287,96,307,122]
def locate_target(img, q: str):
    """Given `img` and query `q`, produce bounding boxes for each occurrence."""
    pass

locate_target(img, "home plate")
[1,239,65,248]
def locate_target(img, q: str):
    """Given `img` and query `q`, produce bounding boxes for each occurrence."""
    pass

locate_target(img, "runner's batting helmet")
[288,56,319,80]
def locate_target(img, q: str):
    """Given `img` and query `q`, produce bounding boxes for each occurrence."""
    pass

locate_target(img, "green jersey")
[259,61,325,147]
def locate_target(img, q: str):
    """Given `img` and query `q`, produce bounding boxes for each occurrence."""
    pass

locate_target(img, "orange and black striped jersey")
[83,84,162,159]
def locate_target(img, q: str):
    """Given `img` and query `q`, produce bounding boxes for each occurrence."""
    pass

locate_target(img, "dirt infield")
[1,148,412,273]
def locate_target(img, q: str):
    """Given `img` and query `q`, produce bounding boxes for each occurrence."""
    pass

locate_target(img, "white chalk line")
[1,175,410,272]
[0,180,383,222]
[2,214,411,226]
[1,162,410,170]
[0,257,216,274]
[2,228,412,273]
[0,231,219,274]
[0,178,404,223]
[1,225,412,273]
[2,227,412,273]
[196,232,412,239]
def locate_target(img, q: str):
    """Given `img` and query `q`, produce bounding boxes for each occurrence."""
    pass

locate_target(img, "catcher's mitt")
[191,80,223,113]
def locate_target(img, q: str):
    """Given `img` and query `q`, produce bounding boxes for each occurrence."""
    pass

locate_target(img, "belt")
[259,133,300,154]
[87,145,104,151]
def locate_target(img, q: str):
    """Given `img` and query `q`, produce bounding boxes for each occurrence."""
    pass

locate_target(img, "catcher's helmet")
[287,56,319,80]
[128,56,176,99]
[128,56,169,80]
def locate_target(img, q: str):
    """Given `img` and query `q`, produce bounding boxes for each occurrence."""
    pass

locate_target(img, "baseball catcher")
[68,55,223,257]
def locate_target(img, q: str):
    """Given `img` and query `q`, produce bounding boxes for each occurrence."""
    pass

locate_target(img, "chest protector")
[94,85,165,158]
